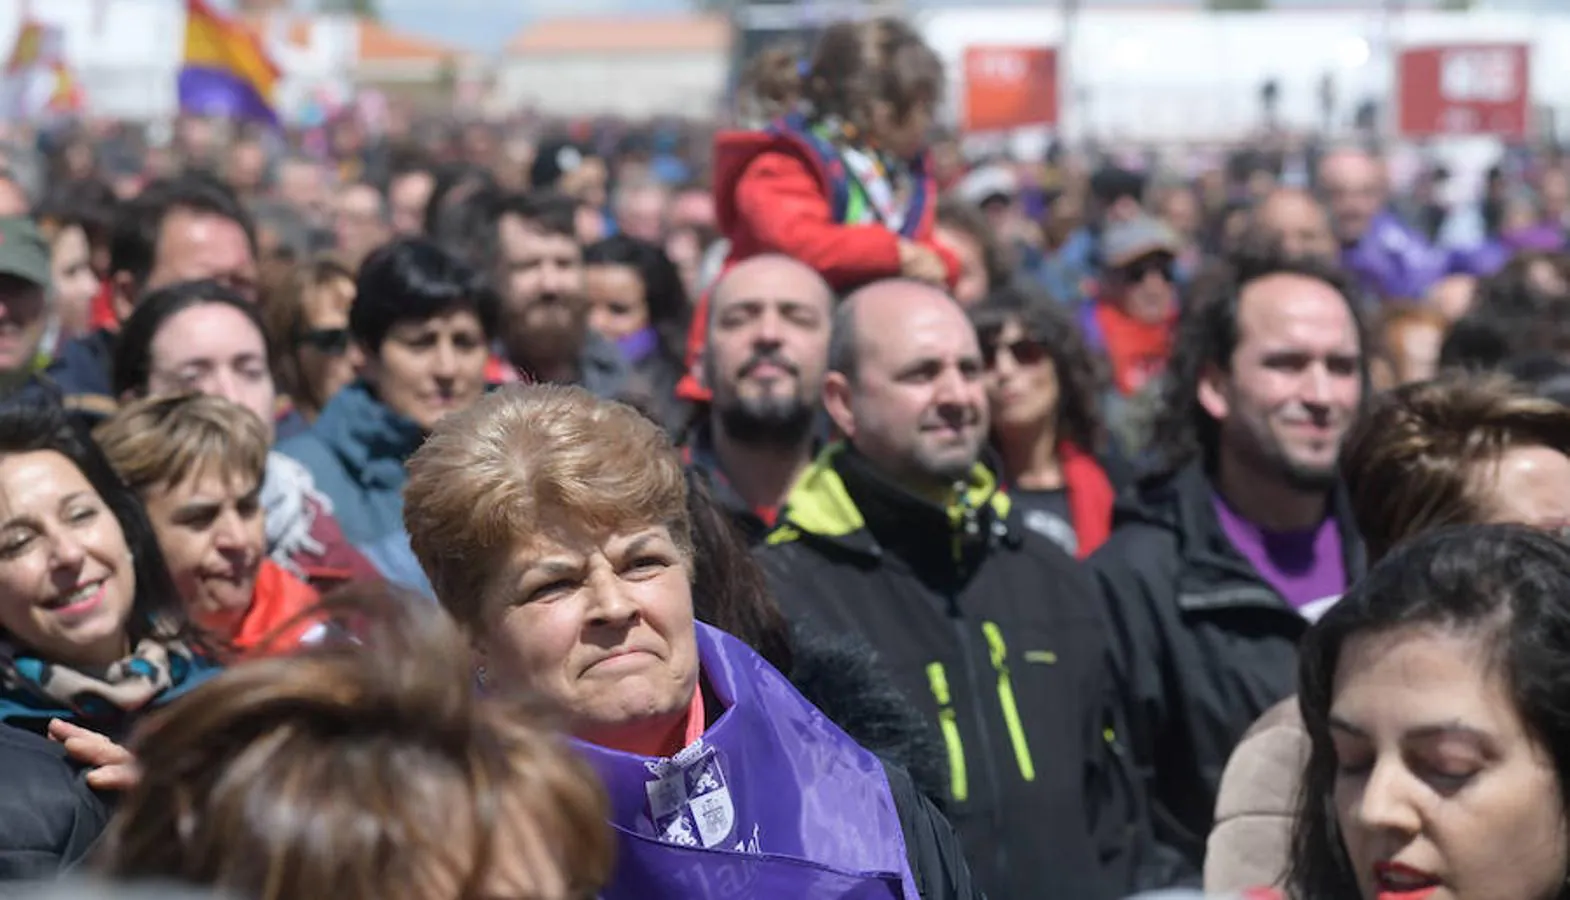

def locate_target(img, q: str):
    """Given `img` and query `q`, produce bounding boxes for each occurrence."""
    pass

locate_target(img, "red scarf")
[1094,300,1173,396]
[1058,440,1114,558]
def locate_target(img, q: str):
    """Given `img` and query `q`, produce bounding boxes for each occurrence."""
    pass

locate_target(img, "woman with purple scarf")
[404,384,979,900]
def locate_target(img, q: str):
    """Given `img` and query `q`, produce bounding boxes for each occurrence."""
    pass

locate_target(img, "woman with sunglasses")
[112,280,378,591]
[969,283,1123,559]
[260,257,359,426]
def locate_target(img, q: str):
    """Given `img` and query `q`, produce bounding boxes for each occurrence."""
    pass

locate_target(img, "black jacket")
[757,444,1144,900]
[1086,463,1365,888]
[789,620,951,813]
[0,725,108,881]
[884,757,982,900]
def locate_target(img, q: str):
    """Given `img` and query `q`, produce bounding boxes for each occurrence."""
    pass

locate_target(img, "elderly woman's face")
[481,522,699,752]
[0,450,136,669]
[1330,624,1567,900]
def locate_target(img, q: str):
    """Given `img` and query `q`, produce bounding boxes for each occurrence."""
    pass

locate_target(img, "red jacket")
[231,559,324,657]
[713,127,956,290]
[678,122,960,402]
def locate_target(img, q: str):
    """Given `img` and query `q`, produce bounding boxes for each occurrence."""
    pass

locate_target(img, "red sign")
[1398,43,1530,139]
[962,46,1058,133]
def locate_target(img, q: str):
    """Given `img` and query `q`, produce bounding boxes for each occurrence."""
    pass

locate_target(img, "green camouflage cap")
[0,217,50,289]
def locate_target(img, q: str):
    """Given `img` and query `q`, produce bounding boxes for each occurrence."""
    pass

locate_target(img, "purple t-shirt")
[1212,493,1346,611]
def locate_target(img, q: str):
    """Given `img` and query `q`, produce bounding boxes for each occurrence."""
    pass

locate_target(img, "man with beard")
[1087,243,1367,889]
[758,279,1144,900]
[490,190,627,397]
[684,254,832,543]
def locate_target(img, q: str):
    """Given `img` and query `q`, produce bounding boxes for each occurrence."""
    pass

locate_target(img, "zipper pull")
[956,479,981,540]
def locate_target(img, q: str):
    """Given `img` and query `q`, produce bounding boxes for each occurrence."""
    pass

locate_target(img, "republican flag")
[178,0,279,124]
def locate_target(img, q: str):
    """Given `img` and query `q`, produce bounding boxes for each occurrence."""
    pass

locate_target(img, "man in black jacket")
[683,254,833,543]
[758,279,1143,900]
[1088,244,1367,888]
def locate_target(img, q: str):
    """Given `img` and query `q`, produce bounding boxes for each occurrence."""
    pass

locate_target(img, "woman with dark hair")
[278,238,494,594]
[1291,525,1570,900]
[970,284,1119,558]
[583,234,691,431]
[33,177,117,349]
[0,395,215,739]
[113,280,376,592]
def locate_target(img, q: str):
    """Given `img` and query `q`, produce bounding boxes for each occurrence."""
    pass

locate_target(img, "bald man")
[757,278,1141,900]
[687,254,834,541]
[1252,188,1337,261]
[1318,147,1448,300]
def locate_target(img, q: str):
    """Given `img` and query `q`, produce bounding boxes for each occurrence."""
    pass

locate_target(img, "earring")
[475,665,488,687]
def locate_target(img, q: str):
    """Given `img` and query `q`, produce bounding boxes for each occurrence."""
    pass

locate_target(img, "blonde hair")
[94,393,269,495]
[404,384,691,628]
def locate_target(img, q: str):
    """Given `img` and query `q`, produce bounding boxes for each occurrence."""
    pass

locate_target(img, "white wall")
[498,50,726,118]
[919,7,1570,143]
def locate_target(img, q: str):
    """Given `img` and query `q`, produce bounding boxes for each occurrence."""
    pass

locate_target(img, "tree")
[1439,0,1475,9]
[1206,0,1267,10]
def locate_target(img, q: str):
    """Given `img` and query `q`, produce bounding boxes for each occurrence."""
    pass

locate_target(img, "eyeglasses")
[1115,255,1175,284]
[298,328,351,356]
[982,337,1049,370]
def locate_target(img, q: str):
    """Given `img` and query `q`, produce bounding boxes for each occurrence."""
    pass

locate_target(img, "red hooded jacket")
[676,120,960,402]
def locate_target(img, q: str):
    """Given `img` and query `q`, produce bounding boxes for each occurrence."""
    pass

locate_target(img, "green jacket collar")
[768,443,1011,553]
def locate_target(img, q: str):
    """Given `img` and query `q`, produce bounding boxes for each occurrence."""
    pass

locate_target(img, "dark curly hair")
[1149,238,1368,474]
[968,283,1106,453]
[1292,524,1570,900]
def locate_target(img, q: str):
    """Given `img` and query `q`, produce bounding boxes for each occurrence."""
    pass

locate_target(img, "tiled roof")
[506,14,731,55]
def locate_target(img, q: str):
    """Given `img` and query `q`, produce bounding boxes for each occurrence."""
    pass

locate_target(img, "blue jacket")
[360,530,436,600]
[276,380,423,547]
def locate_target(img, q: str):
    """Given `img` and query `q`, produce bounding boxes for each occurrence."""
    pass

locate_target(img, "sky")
[366,0,686,52]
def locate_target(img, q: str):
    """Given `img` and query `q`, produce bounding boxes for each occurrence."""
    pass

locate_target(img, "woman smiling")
[0,397,213,739]
[404,385,977,900]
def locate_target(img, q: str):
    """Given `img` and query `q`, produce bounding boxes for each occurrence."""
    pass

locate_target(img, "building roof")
[506,14,731,55]
[238,12,466,64]
[358,19,465,63]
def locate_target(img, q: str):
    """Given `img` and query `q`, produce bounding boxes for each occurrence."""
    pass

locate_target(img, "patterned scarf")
[813,116,914,231]
[1,634,208,730]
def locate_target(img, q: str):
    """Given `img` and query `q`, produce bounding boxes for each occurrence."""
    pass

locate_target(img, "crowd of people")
[0,13,1569,900]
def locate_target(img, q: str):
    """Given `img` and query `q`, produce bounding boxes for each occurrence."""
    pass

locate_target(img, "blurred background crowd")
[0,1,1566,899]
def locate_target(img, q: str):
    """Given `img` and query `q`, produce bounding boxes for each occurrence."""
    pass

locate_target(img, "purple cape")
[575,623,919,899]
[1341,211,1449,301]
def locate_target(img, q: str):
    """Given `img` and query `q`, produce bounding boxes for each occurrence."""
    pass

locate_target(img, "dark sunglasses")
[1115,255,1175,284]
[298,328,351,355]
[982,337,1049,370]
